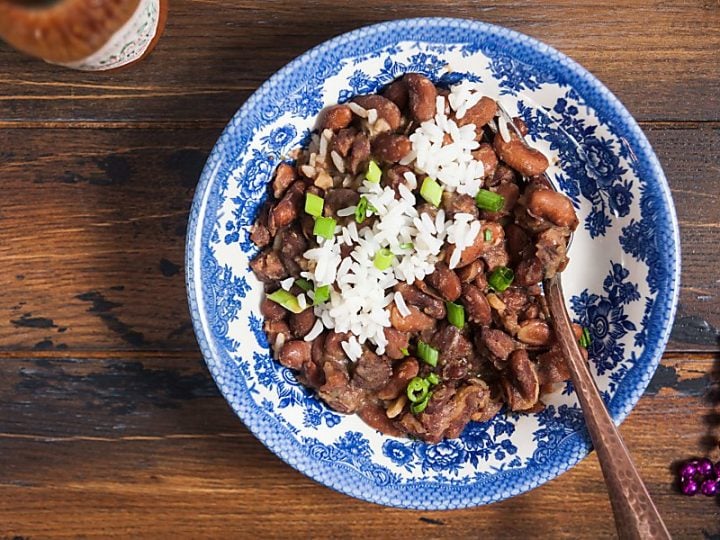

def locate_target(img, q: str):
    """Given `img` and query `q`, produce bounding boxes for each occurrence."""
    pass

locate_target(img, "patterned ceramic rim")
[186,18,680,509]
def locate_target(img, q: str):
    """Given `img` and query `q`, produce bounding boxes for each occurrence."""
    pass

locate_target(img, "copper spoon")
[496,103,670,540]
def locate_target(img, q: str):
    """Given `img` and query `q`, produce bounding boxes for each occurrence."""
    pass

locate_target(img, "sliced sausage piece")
[353,349,392,391]
[250,250,287,282]
[268,181,304,236]
[272,162,297,199]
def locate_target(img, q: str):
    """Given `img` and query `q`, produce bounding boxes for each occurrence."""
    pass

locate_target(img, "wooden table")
[1,2,718,538]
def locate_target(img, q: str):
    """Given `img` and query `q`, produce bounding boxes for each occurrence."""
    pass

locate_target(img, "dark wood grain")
[0,1,718,125]
[0,126,716,352]
[0,352,717,539]
[1,2,719,538]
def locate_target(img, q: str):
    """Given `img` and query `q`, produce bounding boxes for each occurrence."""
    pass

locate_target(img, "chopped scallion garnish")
[406,376,430,403]
[579,327,592,348]
[294,278,312,292]
[399,242,413,250]
[313,216,336,239]
[426,373,440,386]
[304,193,324,217]
[365,159,382,183]
[313,285,331,305]
[446,301,465,329]
[417,340,439,367]
[411,392,432,414]
[488,266,514,292]
[373,248,394,271]
[355,197,368,223]
[484,228,493,242]
[266,289,303,314]
[400,347,409,357]
[475,189,505,212]
[420,176,443,207]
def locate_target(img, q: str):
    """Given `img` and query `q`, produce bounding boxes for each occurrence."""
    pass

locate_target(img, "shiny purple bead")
[715,461,720,477]
[697,458,714,478]
[681,478,699,496]
[701,479,718,497]
[679,461,697,479]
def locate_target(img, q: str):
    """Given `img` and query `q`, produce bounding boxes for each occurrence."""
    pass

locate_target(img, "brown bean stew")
[249,74,584,443]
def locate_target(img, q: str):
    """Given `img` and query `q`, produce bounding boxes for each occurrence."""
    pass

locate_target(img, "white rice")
[280,277,294,291]
[394,291,410,317]
[330,150,345,173]
[297,81,498,358]
[346,102,368,118]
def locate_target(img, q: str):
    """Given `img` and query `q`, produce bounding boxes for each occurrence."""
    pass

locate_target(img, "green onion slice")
[313,284,331,305]
[355,197,368,223]
[475,189,505,212]
[484,228,493,242]
[411,392,432,414]
[420,176,443,207]
[417,340,439,367]
[373,248,394,271]
[294,278,312,292]
[399,242,413,250]
[406,376,430,403]
[304,193,324,217]
[426,373,440,386]
[488,266,514,292]
[365,160,382,183]
[266,289,303,314]
[400,347,409,357]
[313,216,336,240]
[579,327,592,348]
[446,301,465,329]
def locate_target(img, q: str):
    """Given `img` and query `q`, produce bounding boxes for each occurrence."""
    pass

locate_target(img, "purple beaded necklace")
[678,457,720,496]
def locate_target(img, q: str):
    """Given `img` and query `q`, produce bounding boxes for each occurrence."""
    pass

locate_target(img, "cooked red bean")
[426,262,462,302]
[352,95,402,131]
[457,259,484,283]
[493,129,549,177]
[319,105,353,131]
[389,304,436,332]
[348,132,371,174]
[261,297,286,322]
[383,327,410,360]
[517,319,553,346]
[527,188,579,230]
[382,79,409,110]
[279,340,312,370]
[332,127,357,157]
[404,73,437,122]
[456,96,497,132]
[372,133,412,163]
[289,308,316,338]
[472,143,498,179]
[480,328,516,362]
[461,283,492,325]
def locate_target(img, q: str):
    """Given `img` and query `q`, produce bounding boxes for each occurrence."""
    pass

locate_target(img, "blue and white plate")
[186,18,680,509]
